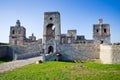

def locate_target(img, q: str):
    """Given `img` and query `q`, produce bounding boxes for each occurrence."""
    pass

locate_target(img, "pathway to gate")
[0,56,42,73]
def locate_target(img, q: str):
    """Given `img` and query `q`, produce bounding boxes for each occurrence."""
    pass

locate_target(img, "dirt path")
[0,56,42,73]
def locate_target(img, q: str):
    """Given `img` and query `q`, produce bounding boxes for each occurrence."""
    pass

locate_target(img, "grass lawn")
[0,61,120,80]
[0,61,4,64]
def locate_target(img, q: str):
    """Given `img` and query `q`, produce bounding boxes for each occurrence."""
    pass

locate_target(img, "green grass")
[0,61,4,63]
[0,61,120,80]
[0,44,10,46]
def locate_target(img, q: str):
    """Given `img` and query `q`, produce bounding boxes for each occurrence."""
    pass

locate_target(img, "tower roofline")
[93,24,110,26]
[44,12,60,15]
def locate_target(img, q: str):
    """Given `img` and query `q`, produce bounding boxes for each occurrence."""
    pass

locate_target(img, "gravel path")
[0,56,42,73]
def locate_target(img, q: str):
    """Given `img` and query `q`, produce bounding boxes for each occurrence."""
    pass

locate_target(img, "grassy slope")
[0,61,120,80]
[0,61,4,64]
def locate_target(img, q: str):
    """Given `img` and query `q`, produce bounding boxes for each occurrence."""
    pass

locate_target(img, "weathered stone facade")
[100,45,120,64]
[9,20,26,45]
[9,13,111,46]
[10,44,42,60]
[59,44,100,61]
[6,11,120,64]
[93,19,111,44]
[29,33,36,41]
[61,30,87,44]
[9,20,41,45]
[43,12,61,54]
[0,46,8,58]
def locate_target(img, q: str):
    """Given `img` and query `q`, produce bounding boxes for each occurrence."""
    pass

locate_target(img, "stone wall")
[100,45,112,64]
[15,52,41,60]
[60,44,100,61]
[111,45,120,63]
[45,53,57,61]
[11,44,42,60]
[0,46,8,58]
[100,45,120,64]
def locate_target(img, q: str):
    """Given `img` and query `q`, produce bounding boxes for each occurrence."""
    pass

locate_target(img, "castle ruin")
[5,12,120,64]
[9,12,111,46]
[9,20,42,45]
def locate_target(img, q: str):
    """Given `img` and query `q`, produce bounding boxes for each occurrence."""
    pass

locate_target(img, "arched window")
[48,46,54,53]
[46,23,55,41]
[49,17,53,21]
[100,40,103,44]
[12,30,15,34]
[52,25,55,30]
[104,29,106,33]
[18,30,21,34]
[96,29,99,33]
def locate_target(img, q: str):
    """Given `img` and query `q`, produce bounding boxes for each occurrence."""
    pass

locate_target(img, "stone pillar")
[43,20,47,45]
[55,12,61,45]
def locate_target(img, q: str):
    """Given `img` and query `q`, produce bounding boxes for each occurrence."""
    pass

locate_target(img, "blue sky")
[0,0,120,43]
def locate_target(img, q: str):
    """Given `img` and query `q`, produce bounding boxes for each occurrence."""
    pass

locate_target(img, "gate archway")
[48,46,54,53]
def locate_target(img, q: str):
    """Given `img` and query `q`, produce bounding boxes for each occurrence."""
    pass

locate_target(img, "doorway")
[48,46,54,53]
[100,40,104,44]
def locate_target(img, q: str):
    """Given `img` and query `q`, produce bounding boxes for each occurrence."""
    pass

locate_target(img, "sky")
[0,0,120,43]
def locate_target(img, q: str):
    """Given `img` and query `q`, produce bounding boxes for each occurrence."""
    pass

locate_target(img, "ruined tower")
[43,12,61,53]
[9,20,26,45]
[93,19,111,44]
[29,33,36,41]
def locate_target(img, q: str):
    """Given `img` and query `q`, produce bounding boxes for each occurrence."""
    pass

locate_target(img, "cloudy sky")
[0,0,120,43]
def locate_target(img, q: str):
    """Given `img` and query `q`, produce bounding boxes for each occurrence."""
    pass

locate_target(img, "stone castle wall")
[1,44,120,64]
[111,45,120,63]
[11,44,42,60]
[60,44,100,61]
[100,44,120,64]
[0,46,8,58]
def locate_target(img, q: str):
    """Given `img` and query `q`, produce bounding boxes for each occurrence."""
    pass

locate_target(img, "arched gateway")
[48,46,54,53]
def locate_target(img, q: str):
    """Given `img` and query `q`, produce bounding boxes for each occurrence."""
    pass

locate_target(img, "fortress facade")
[9,12,111,46]
[2,12,119,64]
[9,20,41,45]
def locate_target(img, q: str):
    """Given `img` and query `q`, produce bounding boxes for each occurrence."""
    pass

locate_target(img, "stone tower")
[29,33,36,41]
[9,20,26,45]
[93,19,111,44]
[43,12,61,53]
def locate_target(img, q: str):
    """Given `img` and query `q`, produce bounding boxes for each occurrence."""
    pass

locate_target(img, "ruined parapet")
[29,33,36,41]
